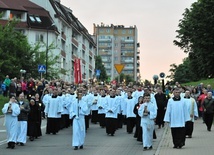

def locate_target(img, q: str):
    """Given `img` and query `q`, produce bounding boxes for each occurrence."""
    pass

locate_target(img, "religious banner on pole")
[74,58,82,84]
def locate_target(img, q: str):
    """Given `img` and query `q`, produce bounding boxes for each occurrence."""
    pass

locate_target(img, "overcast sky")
[61,0,196,81]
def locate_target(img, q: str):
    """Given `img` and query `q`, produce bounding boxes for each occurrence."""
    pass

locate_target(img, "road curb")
[154,125,169,155]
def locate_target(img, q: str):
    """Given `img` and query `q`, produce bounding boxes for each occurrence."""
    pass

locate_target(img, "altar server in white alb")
[105,90,118,136]
[16,93,30,146]
[164,88,190,149]
[138,93,157,150]
[44,88,63,135]
[97,89,107,128]
[183,90,198,138]
[70,90,88,150]
[90,89,99,124]
[125,90,137,134]
[2,95,20,149]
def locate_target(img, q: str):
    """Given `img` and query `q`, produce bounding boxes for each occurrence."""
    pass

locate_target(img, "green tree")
[95,56,107,81]
[0,19,33,80]
[174,0,214,79]
[0,19,60,80]
[114,73,134,84]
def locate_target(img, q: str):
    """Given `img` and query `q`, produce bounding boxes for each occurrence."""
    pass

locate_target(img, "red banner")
[74,58,82,84]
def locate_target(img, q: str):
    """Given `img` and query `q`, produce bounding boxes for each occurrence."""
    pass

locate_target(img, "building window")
[29,15,36,22]
[35,34,44,42]
[122,30,126,34]
[35,16,42,23]
[106,29,110,33]
[99,35,105,39]
[128,30,132,34]
[99,29,104,33]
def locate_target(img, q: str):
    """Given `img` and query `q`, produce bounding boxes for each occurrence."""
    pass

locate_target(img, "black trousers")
[91,110,99,123]
[126,117,136,133]
[106,118,117,135]
[46,118,60,134]
[61,114,70,129]
[117,114,123,129]
[204,113,214,130]
[99,114,106,127]
[171,127,186,147]
[185,121,194,136]
[85,114,90,130]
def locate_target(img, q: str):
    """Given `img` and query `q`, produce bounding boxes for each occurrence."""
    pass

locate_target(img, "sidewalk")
[156,119,214,155]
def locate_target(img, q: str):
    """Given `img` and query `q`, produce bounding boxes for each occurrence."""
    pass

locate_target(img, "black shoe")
[143,147,147,150]
[149,146,153,149]
[178,145,183,149]
[16,142,20,145]
[20,143,24,146]
[7,142,11,149]
[111,134,114,136]
[74,146,78,150]
[10,142,15,149]
[79,145,83,149]
[188,135,192,138]
[30,137,34,141]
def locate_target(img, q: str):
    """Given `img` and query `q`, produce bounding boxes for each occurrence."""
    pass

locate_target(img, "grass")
[0,95,10,115]
[182,78,214,88]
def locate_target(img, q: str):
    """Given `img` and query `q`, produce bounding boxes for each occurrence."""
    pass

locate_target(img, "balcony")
[82,44,86,50]
[61,32,66,41]
[89,50,93,57]
[72,38,78,47]
[89,64,93,70]
[124,66,134,70]
[99,38,112,42]
[61,50,66,57]
[82,59,86,65]
[121,59,134,63]
[121,39,134,43]
[72,55,77,60]
[104,66,111,69]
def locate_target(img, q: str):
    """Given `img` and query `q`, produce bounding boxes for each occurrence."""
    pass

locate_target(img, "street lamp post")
[20,69,26,80]
[46,23,55,79]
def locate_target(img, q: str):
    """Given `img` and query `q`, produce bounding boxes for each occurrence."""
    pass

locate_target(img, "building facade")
[0,0,96,82]
[93,23,140,82]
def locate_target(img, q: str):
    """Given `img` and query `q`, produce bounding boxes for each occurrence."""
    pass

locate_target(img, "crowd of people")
[1,75,214,151]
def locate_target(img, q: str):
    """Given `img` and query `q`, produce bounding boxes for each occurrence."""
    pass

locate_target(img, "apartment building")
[0,0,96,82]
[93,23,140,81]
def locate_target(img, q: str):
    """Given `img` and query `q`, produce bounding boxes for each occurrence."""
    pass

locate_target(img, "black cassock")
[27,104,41,138]
[155,93,167,127]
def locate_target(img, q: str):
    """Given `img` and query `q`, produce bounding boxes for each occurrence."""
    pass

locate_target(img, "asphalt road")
[0,117,165,155]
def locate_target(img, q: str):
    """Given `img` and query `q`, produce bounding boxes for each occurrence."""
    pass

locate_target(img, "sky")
[61,0,197,81]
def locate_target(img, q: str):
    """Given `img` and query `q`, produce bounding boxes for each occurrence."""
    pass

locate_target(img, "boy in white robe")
[138,93,157,150]
[2,95,20,149]
[70,91,88,150]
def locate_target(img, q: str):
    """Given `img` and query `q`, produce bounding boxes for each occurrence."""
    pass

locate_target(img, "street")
[0,116,165,155]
